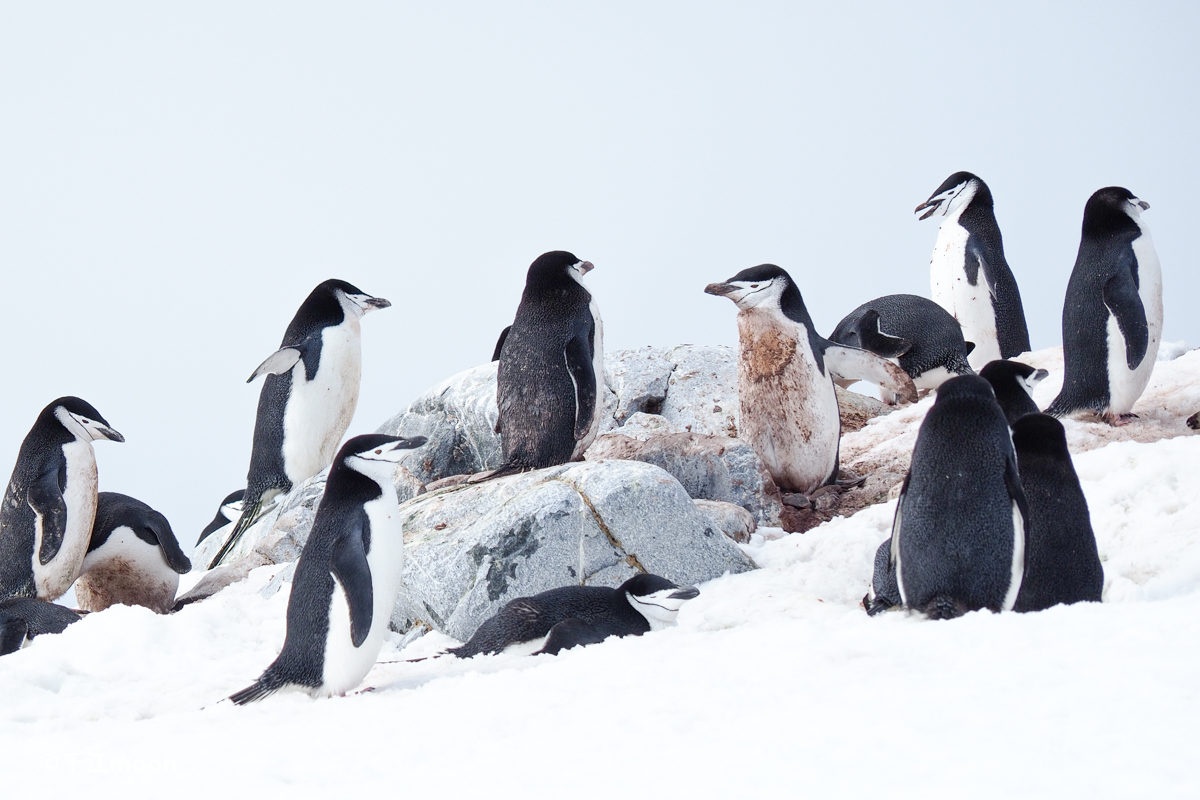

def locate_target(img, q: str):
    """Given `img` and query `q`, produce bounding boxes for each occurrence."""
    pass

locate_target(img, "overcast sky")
[1,2,1197,550]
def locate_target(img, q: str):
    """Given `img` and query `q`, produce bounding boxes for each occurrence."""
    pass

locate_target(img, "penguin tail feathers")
[921,595,969,621]
[229,674,284,705]
[207,495,267,570]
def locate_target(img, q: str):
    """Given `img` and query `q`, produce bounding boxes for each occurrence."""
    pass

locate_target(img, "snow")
[4,347,1200,798]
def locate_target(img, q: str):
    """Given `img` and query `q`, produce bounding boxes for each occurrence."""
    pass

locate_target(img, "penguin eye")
[375,449,383,455]
[750,284,759,289]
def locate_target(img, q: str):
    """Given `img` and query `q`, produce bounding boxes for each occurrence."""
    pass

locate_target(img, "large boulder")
[389,460,756,640]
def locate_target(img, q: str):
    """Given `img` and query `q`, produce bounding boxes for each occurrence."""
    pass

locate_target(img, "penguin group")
[0,169,1174,698]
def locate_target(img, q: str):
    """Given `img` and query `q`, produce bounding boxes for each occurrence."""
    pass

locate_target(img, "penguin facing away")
[915,172,1031,370]
[828,293,975,400]
[891,375,1028,619]
[0,397,124,601]
[229,433,427,704]
[210,280,391,569]
[0,597,81,656]
[196,489,245,546]
[449,574,700,659]
[74,492,192,614]
[705,265,917,494]
[979,359,1049,426]
[1010,414,1104,612]
[485,251,604,481]
[1048,187,1162,425]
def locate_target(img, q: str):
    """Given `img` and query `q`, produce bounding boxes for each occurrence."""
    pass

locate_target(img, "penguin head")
[340,434,428,482]
[1011,412,1071,460]
[621,574,700,627]
[1082,187,1150,234]
[525,251,594,289]
[980,359,1049,401]
[932,374,996,404]
[199,489,246,544]
[318,279,391,319]
[915,171,982,220]
[49,397,125,444]
[704,264,794,311]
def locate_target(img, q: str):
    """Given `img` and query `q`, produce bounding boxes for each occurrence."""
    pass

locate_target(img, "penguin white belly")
[571,300,606,460]
[31,441,98,600]
[282,321,363,485]
[736,310,840,493]
[912,366,955,394]
[74,527,178,613]
[1105,232,1163,415]
[930,217,999,369]
[320,492,405,696]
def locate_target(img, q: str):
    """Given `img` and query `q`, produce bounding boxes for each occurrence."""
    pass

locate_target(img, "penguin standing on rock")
[1011,414,1104,612]
[229,433,426,704]
[980,359,1049,425]
[210,280,391,568]
[0,397,124,601]
[483,251,604,481]
[74,492,192,614]
[915,172,1031,370]
[449,574,700,659]
[1048,187,1162,425]
[705,265,917,495]
[891,375,1028,619]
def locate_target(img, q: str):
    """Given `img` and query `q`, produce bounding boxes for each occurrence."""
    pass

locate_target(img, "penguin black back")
[980,360,1049,425]
[1010,414,1103,612]
[0,597,81,655]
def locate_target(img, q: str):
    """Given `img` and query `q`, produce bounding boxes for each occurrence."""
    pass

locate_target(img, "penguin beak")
[362,296,391,312]
[391,436,427,451]
[578,261,594,275]
[1137,199,1150,211]
[668,586,700,601]
[914,199,939,221]
[704,282,736,297]
[96,425,125,443]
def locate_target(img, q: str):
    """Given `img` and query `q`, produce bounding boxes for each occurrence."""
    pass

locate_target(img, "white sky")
[1,2,1197,548]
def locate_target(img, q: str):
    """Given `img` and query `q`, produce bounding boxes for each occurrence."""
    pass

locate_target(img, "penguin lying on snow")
[482,251,604,481]
[74,492,192,614]
[891,375,1028,620]
[229,434,426,704]
[828,294,975,400]
[1048,187,1162,426]
[449,574,699,659]
[916,171,1031,370]
[196,489,244,546]
[0,597,81,655]
[705,265,917,495]
[0,397,124,602]
[1010,414,1103,612]
[979,359,1049,425]
[211,279,391,569]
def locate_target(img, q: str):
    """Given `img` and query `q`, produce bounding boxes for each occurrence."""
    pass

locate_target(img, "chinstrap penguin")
[197,489,245,546]
[0,397,124,601]
[705,265,917,494]
[0,597,82,656]
[1010,414,1104,612]
[891,375,1028,619]
[211,279,391,569]
[229,433,426,704]
[74,492,191,614]
[1048,187,1162,425]
[828,294,975,400]
[916,172,1031,370]
[980,359,1049,425]
[449,574,699,659]
[483,251,604,481]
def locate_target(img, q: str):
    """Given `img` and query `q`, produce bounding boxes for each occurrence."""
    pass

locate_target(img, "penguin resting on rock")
[449,574,699,659]
[211,280,391,568]
[1048,187,1161,425]
[915,171,1031,369]
[0,397,124,601]
[229,434,426,704]
[705,265,917,494]
[74,492,192,614]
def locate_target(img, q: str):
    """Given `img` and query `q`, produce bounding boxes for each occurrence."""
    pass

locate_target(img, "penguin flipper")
[0,619,29,656]
[1102,269,1150,370]
[538,618,611,655]
[246,347,303,383]
[146,513,192,575]
[331,519,374,648]
[856,310,912,358]
[823,344,919,403]
[27,469,68,566]
[491,325,512,362]
[564,332,597,440]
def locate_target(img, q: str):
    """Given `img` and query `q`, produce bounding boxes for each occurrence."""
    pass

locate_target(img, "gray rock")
[390,460,755,641]
[584,432,783,525]
[693,499,757,544]
[606,346,675,423]
[659,345,740,437]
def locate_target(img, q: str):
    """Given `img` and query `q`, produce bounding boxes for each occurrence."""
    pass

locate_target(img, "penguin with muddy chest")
[229,433,426,703]
[1048,187,1162,425]
[916,171,1031,370]
[705,265,917,494]
[0,397,124,601]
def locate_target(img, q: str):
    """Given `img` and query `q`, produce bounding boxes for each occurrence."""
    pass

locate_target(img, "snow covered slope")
[2,346,1199,798]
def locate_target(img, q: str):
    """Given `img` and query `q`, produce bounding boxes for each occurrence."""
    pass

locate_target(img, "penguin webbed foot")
[1100,411,1139,427]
